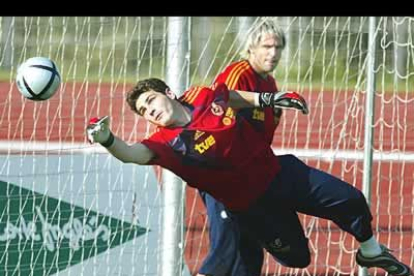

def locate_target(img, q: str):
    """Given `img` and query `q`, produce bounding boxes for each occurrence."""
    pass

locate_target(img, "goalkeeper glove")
[86,116,115,147]
[259,91,309,115]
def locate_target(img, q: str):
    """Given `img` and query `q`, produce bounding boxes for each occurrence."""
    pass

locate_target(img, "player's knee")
[288,250,311,268]
[284,247,310,268]
[281,154,297,163]
[354,190,373,218]
[279,154,308,171]
[269,247,311,268]
[351,190,371,213]
[264,239,311,268]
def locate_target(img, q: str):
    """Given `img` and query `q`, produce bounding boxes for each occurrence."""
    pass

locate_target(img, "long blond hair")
[240,18,286,60]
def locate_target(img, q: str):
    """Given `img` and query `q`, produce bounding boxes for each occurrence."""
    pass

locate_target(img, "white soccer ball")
[16,57,61,101]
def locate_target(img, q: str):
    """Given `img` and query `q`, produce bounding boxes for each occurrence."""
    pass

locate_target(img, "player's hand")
[272,91,309,115]
[86,116,111,144]
[259,91,309,115]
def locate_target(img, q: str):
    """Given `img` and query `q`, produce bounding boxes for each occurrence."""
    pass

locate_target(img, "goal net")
[185,16,414,276]
[0,16,412,276]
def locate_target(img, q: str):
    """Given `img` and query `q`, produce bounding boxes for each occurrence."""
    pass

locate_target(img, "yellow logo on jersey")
[252,108,265,121]
[222,107,235,125]
[194,135,216,154]
[222,117,232,125]
[225,107,235,118]
[194,130,205,140]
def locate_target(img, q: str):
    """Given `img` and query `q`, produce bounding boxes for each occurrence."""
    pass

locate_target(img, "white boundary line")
[272,148,414,162]
[1,141,414,162]
[0,141,105,154]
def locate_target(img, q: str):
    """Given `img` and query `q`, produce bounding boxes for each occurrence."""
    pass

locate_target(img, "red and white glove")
[86,116,114,147]
[259,91,309,115]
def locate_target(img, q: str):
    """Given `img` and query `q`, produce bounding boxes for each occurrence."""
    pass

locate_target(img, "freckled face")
[135,90,175,127]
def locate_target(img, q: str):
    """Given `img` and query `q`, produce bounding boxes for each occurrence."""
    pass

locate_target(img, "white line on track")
[1,141,414,162]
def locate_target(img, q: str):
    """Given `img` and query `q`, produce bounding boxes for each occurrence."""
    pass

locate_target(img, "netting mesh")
[0,16,412,276]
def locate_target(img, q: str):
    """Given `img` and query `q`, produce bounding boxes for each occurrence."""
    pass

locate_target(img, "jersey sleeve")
[224,73,250,91]
[141,130,176,166]
[210,82,230,103]
[213,61,251,91]
[184,83,230,108]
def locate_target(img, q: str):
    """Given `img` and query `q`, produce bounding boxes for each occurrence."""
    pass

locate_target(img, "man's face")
[135,90,175,127]
[249,33,284,75]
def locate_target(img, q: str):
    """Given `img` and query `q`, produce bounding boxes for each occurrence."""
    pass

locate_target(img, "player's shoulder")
[180,86,208,105]
[225,59,250,70]
[146,125,181,144]
[220,60,252,77]
[215,60,252,88]
[180,84,228,106]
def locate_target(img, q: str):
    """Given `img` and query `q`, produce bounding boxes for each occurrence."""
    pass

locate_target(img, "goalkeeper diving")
[87,78,412,276]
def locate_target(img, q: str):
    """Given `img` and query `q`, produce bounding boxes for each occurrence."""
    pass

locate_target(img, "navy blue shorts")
[198,191,263,276]
[230,154,373,268]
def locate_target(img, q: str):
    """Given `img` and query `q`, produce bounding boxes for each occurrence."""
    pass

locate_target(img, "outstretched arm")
[227,89,256,109]
[105,136,154,165]
[86,116,154,165]
[228,90,309,115]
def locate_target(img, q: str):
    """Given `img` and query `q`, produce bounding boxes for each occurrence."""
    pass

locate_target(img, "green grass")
[2,67,412,94]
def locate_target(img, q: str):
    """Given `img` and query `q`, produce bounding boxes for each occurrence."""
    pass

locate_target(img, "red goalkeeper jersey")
[141,83,280,211]
[214,60,279,144]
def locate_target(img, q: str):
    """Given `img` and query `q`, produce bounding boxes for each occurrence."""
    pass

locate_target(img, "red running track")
[1,83,413,152]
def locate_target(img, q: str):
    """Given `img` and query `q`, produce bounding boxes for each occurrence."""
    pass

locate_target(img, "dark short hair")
[126,78,170,114]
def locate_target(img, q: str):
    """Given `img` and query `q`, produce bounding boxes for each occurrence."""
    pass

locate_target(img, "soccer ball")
[16,57,61,101]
